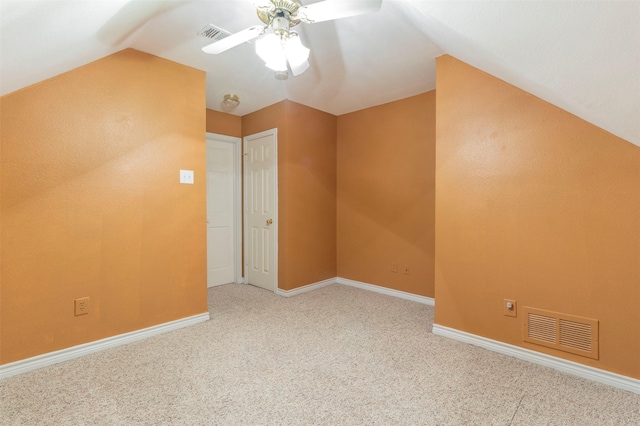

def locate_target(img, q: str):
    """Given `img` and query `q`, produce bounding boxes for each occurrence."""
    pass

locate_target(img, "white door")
[244,129,278,292]
[206,135,240,287]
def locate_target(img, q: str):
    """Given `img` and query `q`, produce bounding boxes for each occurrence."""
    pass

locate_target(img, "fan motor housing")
[257,0,302,27]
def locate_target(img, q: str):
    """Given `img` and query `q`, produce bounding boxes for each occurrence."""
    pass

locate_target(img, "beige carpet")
[1,284,638,425]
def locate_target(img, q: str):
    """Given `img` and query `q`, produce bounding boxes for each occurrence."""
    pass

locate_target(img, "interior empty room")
[1,1,638,424]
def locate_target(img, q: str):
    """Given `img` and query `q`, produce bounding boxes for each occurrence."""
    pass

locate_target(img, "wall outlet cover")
[75,297,90,316]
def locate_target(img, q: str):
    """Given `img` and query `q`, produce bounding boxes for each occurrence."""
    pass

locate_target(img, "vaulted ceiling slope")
[1,1,638,146]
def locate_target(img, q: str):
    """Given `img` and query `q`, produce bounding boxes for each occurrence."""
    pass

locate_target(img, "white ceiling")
[1,1,638,146]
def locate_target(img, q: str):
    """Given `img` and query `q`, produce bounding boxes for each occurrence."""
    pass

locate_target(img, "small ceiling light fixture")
[222,94,240,110]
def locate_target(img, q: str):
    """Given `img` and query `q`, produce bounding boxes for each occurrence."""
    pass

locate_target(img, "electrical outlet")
[403,264,410,275]
[75,297,90,316]
[391,262,398,273]
[504,299,517,317]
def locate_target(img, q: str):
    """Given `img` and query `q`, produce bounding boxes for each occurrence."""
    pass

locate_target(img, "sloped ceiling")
[1,0,638,146]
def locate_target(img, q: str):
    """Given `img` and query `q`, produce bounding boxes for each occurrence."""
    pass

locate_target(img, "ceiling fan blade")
[252,0,273,7]
[202,26,263,54]
[298,0,382,24]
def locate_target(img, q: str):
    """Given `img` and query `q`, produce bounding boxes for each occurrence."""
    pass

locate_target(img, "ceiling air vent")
[523,307,599,360]
[197,24,230,41]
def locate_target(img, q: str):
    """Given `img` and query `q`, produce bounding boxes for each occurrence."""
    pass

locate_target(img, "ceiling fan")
[202,0,383,80]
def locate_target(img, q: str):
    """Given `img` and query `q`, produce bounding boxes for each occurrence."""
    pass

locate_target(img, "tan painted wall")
[206,109,241,137]
[0,49,208,364]
[434,55,640,378]
[242,101,337,290]
[337,92,436,297]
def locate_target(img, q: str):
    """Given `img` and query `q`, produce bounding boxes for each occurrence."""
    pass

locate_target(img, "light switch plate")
[180,170,194,184]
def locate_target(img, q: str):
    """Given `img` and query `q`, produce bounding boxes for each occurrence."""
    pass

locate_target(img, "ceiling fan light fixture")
[256,30,309,76]
[256,32,290,72]
[288,58,309,77]
[284,33,309,68]
[202,0,383,80]
[265,58,288,72]
[272,16,291,36]
[256,33,282,63]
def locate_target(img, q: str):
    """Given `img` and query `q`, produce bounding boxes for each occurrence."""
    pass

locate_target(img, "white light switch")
[180,169,194,184]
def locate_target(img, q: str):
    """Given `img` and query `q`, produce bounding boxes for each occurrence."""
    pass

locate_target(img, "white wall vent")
[197,24,230,41]
[523,307,599,360]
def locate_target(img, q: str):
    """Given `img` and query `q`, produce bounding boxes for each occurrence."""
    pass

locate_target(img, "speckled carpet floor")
[1,283,638,425]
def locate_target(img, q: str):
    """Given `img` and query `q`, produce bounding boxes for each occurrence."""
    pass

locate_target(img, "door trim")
[243,128,278,292]
[206,132,243,285]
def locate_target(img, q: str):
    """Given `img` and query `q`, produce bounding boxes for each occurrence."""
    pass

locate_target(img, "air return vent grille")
[523,307,598,359]
[527,313,556,343]
[197,24,230,41]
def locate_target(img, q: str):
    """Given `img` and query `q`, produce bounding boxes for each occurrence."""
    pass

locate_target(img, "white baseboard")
[432,324,640,395]
[276,277,337,297]
[337,277,435,306]
[0,313,210,380]
[274,277,436,306]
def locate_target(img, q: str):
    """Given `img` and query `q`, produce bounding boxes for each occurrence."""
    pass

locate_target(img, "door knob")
[266,218,273,225]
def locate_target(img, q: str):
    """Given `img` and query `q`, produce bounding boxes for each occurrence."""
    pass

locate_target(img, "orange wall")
[0,49,208,364]
[434,55,640,378]
[206,109,241,137]
[337,92,436,297]
[284,102,337,288]
[242,101,337,290]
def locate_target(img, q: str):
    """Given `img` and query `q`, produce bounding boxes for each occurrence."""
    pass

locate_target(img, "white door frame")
[206,132,243,284]
[243,128,279,291]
